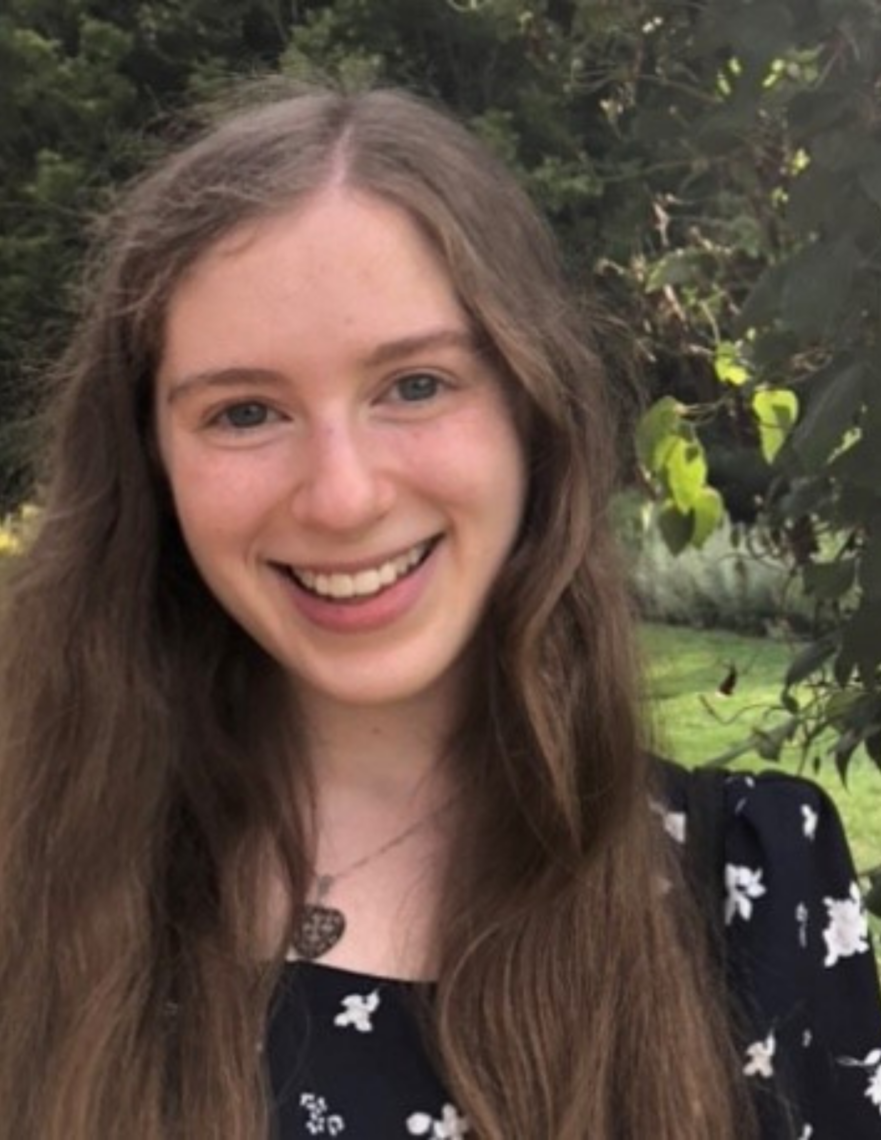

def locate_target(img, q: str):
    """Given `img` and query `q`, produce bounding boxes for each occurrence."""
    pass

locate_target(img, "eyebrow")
[363,327,480,367]
[164,366,286,404]
[164,327,482,404]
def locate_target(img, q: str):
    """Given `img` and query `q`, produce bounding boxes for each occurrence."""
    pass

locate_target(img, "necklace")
[291,800,452,962]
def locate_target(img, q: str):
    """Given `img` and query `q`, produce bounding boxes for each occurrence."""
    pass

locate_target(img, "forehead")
[158,189,472,381]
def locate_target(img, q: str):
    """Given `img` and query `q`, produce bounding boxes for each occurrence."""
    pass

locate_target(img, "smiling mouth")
[277,538,439,602]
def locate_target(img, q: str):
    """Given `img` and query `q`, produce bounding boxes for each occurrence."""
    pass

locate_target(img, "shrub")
[614,492,841,635]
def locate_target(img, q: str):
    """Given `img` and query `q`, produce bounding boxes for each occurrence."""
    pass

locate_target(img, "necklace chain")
[291,795,456,962]
[312,797,453,901]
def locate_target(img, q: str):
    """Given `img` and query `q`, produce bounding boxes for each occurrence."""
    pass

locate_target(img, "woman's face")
[155,188,526,714]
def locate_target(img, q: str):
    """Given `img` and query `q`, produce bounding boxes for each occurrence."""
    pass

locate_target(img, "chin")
[285,653,466,713]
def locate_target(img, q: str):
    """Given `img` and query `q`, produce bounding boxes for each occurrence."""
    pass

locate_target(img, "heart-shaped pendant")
[292,904,346,961]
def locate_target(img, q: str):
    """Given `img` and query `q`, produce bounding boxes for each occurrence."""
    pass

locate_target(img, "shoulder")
[657,759,864,947]
[657,759,881,1138]
[658,758,845,864]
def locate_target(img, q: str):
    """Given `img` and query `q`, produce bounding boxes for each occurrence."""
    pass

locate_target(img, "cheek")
[406,414,526,543]
[407,398,525,488]
[164,451,280,551]
[457,411,526,516]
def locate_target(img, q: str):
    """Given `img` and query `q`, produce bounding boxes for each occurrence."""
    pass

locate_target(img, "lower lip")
[275,543,440,634]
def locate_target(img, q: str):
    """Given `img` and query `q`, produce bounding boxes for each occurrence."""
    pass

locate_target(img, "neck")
[298,683,462,809]
[286,684,463,976]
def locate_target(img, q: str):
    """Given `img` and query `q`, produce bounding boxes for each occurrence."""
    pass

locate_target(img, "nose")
[290,418,394,533]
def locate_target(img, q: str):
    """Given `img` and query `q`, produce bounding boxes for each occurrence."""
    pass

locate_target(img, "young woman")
[0,87,878,1140]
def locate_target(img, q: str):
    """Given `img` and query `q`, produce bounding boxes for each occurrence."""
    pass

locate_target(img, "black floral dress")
[266,769,881,1138]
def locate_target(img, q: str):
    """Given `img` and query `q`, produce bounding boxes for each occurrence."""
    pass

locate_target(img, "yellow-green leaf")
[691,486,724,547]
[664,436,707,512]
[714,341,749,386]
[635,396,683,471]
[752,387,799,464]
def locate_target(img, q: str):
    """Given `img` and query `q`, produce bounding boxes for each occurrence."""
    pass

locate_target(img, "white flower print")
[838,1049,881,1115]
[802,1029,813,1048]
[797,1126,814,1140]
[300,1092,346,1135]
[663,810,686,844]
[822,882,869,967]
[648,799,686,844]
[801,803,819,841]
[869,1064,881,1110]
[725,864,767,925]
[743,1030,776,1079]
[334,990,381,1033]
[406,1102,470,1138]
[795,902,809,948]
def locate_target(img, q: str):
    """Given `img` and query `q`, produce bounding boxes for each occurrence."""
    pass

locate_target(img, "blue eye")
[393,373,442,402]
[217,402,273,429]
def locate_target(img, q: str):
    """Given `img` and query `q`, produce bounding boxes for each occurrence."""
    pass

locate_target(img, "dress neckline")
[284,954,435,987]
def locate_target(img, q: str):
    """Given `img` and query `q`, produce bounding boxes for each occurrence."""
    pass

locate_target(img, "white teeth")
[353,569,381,595]
[290,541,431,600]
[328,573,354,599]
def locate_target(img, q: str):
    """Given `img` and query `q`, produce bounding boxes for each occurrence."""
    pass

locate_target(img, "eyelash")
[386,372,449,404]
[202,372,452,431]
[206,401,284,431]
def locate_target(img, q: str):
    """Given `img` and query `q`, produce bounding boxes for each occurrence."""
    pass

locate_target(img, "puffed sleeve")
[720,770,881,1139]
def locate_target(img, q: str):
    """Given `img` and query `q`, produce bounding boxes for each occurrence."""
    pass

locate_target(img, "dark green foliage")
[0,0,291,509]
[585,0,881,783]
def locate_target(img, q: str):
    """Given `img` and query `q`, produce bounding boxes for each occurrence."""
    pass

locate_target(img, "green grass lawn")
[642,621,881,893]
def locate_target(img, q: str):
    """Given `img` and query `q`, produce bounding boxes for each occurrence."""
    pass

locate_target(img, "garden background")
[1,0,879,921]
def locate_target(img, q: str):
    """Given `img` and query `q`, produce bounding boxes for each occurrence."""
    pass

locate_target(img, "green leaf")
[664,437,707,513]
[781,242,856,338]
[751,329,799,370]
[802,559,856,600]
[859,526,881,602]
[753,728,783,762]
[828,433,881,492]
[714,341,749,386]
[737,262,788,332]
[635,397,683,472]
[781,691,800,714]
[750,719,795,763]
[784,361,865,472]
[691,486,724,547]
[752,388,799,464]
[787,165,848,236]
[834,727,860,785]
[785,634,838,687]
[657,503,694,555]
[838,599,881,685]
[823,690,864,727]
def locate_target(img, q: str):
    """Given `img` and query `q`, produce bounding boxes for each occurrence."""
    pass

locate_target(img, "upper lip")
[270,535,440,576]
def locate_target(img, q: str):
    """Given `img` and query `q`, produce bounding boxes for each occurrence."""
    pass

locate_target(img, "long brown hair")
[0,86,755,1139]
